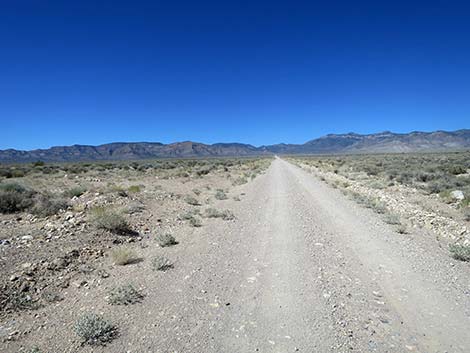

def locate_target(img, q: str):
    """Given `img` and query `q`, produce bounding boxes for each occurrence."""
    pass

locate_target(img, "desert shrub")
[463,208,470,222]
[63,186,87,198]
[215,189,228,200]
[108,284,143,305]
[383,214,401,225]
[110,247,138,265]
[31,195,68,217]
[447,165,466,175]
[232,177,248,186]
[90,207,131,234]
[189,216,203,227]
[156,233,178,247]
[74,313,117,345]
[0,183,35,213]
[152,256,174,271]
[449,244,470,261]
[25,347,43,353]
[185,195,200,206]
[205,208,235,220]
[127,185,142,193]
[192,188,201,195]
[396,224,408,234]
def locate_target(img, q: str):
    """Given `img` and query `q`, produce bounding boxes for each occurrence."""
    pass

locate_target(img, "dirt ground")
[1,157,469,352]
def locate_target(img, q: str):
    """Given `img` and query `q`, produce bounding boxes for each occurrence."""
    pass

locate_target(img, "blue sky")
[1,0,469,150]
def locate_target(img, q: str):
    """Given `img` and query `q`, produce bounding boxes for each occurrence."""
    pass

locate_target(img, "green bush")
[215,189,228,200]
[90,207,131,234]
[63,186,87,198]
[152,256,174,271]
[108,284,143,305]
[156,233,178,247]
[74,313,117,345]
[449,244,470,261]
[0,183,35,213]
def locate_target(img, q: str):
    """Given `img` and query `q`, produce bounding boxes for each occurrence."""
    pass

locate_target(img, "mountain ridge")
[1,129,469,163]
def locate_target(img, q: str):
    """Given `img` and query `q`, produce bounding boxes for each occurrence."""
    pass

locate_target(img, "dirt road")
[7,158,469,353]
[154,157,470,353]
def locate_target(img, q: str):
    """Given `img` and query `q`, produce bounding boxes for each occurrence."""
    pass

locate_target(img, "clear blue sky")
[1,1,469,150]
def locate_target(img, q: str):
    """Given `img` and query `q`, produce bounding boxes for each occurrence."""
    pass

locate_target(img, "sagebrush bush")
[108,284,143,305]
[215,189,228,200]
[127,185,141,193]
[90,207,131,234]
[449,244,470,261]
[189,216,203,227]
[205,208,235,220]
[0,183,35,214]
[63,186,87,198]
[74,313,117,345]
[185,195,200,206]
[152,256,174,271]
[156,233,178,247]
[31,195,68,217]
[110,247,138,265]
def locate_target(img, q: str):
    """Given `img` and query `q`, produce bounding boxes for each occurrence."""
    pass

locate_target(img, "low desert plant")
[110,247,138,265]
[185,195,200,206]
[152,256,174,271]
[189,216,203,227]
[90,207,131,234]
[383,214,401,225]
[449,244,470,262]
[63,186,87,198]
[31,195,68,217]
[74,313,117,345]
[205,208,235,220]
[156,233,178,247]
[215,189,228,200]
[0,183,35,214]
[108,284,143,305]
[127,185,142,193]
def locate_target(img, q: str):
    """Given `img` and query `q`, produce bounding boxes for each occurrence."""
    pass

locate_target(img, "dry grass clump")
[449,244,470,262]
[156,233,178,247]
[110,247,139,265]
[108,284,144,305]
[90,206,131,234]
[74,313,117,345]
[152,256,174,271]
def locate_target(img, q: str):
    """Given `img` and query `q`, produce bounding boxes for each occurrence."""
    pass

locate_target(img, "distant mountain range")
[1,129,469,163]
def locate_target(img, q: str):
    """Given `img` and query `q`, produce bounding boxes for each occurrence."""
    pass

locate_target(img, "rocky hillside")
[1,129,469,163]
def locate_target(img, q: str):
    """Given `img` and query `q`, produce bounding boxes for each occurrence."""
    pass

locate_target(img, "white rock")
[450,190,465,201]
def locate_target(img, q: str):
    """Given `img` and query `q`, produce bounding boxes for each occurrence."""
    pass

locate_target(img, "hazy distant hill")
[1,129,469,163]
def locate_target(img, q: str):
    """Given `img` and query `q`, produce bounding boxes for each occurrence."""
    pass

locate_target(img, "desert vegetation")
[0,156,271,351]
[288,151,470,260]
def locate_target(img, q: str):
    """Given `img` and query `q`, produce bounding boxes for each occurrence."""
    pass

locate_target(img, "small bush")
[463,208,470,222]
[383,214,401,225]
[156,233,178,247]
[215,189,228,200]
[189,216,203,227]
[31,195,68,217]
[127,185,141,193]
[0,183,35,214]
[232,177,248,186]
[63,186,87,198]
[110,247,138,265]
[205,208,235,220]
[449,244,470,261]
[185,195,200,206]
[90,207,131,234]
[108,284,143,305]
[152,256,174,271]
[74,313,117,345]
